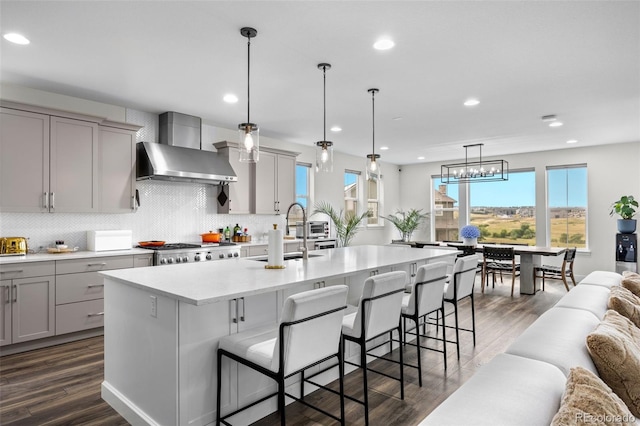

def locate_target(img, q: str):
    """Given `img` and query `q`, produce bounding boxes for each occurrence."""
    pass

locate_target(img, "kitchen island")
[100,245,457,426]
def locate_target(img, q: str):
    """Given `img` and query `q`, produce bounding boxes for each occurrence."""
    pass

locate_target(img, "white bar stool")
[216,285,348,426]
[341,270,407,426]
[444,255,479,359]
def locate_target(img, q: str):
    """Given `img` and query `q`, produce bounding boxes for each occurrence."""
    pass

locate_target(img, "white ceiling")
[1,1,639,165]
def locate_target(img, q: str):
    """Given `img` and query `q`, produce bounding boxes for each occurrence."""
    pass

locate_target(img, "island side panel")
[102,278,179,425]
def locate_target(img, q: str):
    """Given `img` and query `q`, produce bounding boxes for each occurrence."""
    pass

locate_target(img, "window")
[469,170,536,245]
[547,165,587,248]
[344,170,360,217]
[432,177,460,241]
[367,177,380,225]
[289,163,311,225]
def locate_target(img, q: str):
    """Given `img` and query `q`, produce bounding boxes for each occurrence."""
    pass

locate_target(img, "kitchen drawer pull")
[43,192,49,209]
[12,285,17,303]
[87,284,104,288]
[87,263,107,267]
[239,297,245,322]
[51,192,55,209]
[4,286,9,304]
[87,312,105,317]
[0,269,24,274]
[231,299,238,323]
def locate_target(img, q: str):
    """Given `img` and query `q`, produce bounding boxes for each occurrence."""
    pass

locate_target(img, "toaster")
[0,237,28,256]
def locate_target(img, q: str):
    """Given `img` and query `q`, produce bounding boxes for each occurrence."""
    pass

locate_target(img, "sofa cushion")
[587,309,640,418]
[506,307,600,376]
[609,286,640,329]
[580,271,623,289]
[555,284,610,319]
[622,272,640,298]
[419,353,566,426]
[550,366,636,426]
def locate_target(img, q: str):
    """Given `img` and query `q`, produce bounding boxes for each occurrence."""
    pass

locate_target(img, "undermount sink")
[251,252,324,262]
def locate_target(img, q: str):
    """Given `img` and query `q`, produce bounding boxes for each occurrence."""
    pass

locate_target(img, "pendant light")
[238,27,259,163]
[366,88,381,181]
[315,63,333,173]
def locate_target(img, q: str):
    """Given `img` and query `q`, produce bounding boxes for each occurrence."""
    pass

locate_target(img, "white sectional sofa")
[420,270,637,426]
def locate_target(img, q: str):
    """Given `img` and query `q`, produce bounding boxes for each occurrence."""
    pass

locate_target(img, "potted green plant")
[380,208,429,242]
[610,195,638,234]
[313,201,370,247]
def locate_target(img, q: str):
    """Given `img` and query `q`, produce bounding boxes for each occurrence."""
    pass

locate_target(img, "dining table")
[407,241,566,295]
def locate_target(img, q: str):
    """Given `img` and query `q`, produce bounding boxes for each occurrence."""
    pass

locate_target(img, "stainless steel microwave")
[296,221,329,239]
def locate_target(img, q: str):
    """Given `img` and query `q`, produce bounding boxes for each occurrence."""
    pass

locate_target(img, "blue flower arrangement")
[460,225,481,239]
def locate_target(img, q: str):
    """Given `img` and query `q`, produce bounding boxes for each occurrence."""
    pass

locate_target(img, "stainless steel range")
[143,242,241,265]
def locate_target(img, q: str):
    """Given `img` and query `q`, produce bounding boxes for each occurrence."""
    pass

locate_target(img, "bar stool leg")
[361,338,370,426]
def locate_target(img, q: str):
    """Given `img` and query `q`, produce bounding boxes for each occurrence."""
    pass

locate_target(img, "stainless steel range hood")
[136,112,237,185]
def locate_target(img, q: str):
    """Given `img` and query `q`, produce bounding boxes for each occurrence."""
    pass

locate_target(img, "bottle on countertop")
[233,223,241,237]
[224,226,230,241]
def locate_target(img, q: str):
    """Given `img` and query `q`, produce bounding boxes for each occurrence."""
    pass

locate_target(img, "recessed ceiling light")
[549,121,563,127]
[566,139,578,144]
[392,117,403,121]
[417,156,425,160]
[330,126,342,132]
[464,98,480,107]
[223,94,238,103]
[373,38,395,50]
[3,33,30,45]
[380,146,389,151]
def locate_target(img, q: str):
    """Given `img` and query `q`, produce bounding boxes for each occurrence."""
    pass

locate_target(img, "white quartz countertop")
[0,248,153,264]
[100,245,457,306]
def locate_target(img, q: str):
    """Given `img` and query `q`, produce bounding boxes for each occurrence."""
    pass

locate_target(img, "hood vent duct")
[136,112,237,185]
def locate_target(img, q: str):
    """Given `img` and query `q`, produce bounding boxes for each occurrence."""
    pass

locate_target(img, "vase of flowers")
[460,225,481,246]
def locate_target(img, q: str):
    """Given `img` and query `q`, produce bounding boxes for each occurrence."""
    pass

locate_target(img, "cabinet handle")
[12,285,17,303]
[4,286,9,304]
[51,192,55,209]
[87,312,105,317]
[87,263,107,267]
[239,297,245,322]
[231,299,238,323]
[0,269,24,275]
[87,284,104,288]
[44,192,49,209]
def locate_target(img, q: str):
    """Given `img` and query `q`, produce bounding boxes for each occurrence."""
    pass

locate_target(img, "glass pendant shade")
[238,122,259,162]
[366,153,381,181]
[316,141,333,173]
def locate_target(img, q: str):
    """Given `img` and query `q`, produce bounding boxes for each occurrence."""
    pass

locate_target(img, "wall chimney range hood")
[136,112,237,185]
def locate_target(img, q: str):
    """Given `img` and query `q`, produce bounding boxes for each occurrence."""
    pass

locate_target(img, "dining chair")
[341,271,407,425]
[400,262,449,386]
[443,255,479,359]
[216,285,348,426]
[534,247,577,291]
[482,245,520,296]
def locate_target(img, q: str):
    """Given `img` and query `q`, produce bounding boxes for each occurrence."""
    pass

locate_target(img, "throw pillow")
[586,309,640,418]
[550,366,635,426]
[621,273,640,298]
[609,286,640,329]
[622,271,639,279]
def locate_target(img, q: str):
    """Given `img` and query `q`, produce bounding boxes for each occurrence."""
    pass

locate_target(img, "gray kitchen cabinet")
[0,107,50,212]
[55,255,134,335]
[99,124,138,212]
[0,262,56,346]
[50,116,99,212]
[133,253,153,267]
[0,102,141,213]
[213,141,251,214]
[253,148,297,214]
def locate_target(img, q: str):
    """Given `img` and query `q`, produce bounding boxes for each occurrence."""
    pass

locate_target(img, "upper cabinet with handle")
[0,102,140,213]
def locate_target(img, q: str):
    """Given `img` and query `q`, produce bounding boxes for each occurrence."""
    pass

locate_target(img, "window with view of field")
[547,165,587,248]
[469,170,536,245]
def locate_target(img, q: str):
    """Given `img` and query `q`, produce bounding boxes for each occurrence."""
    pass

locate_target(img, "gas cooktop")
[139,242,237,251]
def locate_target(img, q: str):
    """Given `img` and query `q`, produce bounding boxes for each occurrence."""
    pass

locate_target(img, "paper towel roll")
[267,224,284,268]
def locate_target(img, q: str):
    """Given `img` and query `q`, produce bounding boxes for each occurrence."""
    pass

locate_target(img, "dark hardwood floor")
[0,278,566,426]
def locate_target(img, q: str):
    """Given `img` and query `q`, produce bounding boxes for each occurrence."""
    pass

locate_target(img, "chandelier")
[441,143,508,183]
[366,88,381,181]
[315,63,333,173]
[238,27,259,163]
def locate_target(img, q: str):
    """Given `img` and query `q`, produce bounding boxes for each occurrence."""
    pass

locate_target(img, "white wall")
[399,142,640,276]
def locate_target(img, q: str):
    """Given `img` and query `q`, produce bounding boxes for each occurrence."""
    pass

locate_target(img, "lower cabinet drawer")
[56,272,104,304]
[56,299,104,335]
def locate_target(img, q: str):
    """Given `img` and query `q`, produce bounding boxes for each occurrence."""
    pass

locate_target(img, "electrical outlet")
[150,295,157,317]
